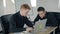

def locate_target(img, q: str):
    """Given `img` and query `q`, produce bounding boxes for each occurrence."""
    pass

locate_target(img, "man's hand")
[26,27,33,32]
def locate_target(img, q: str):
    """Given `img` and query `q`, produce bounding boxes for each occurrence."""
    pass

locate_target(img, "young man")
[1,4,34,34]
[12,4,34,32]
[34,7,58,26]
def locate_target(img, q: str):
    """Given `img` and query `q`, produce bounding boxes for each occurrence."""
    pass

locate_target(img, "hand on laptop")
[26,27,33,32]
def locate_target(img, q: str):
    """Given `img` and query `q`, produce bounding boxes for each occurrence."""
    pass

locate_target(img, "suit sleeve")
[25,17,33,28]
[34,15,40,24]
[54,13,60,26]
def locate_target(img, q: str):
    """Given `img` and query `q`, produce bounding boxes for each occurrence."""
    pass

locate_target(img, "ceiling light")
[30,0,36,7]
[3,0,6,8]
[11,0,15,4]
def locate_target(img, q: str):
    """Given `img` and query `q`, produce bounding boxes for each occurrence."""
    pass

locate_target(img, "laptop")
[32,19,47,34]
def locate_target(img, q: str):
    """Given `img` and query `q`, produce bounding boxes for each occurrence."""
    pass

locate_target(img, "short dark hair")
[20,4,31,10]
[37,7,45,12]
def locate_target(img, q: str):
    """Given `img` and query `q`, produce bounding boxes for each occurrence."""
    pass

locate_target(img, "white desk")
[37,27,57,34]
[10,27,57,34]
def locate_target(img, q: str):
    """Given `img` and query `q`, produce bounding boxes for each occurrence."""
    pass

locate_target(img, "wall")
[37,0,60,12]
[0,0,4,16]
[4,0,16,15]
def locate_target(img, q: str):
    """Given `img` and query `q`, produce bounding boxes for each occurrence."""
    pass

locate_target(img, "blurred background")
[0,0,60,32]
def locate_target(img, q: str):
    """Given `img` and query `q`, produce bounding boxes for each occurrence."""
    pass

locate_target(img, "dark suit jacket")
[54,12,60,26]
[1,12,33,34]
[34,12,58,26]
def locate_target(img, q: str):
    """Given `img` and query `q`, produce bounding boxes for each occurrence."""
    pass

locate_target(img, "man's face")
[20,8,29,16]
[38,11,46,18]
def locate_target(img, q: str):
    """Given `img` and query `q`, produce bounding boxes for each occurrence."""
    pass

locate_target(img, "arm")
[24,17,34,32]
[25,17,33,27]
[34,15,40,24]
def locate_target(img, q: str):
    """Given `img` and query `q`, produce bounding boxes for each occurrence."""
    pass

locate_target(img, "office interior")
[0,0,60,34]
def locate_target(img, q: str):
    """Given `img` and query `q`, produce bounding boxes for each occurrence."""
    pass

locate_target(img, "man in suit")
[1,4,34,34]
[34,7,58,26]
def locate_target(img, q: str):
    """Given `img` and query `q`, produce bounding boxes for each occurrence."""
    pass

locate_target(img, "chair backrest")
[54,12,60,29]
[0,14,13,34]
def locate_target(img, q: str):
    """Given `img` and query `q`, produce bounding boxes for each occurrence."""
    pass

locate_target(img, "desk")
[9,27,57,34]
[37,27,57,34]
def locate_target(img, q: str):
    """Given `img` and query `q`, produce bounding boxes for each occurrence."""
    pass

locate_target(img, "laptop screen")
[32,19,47,34]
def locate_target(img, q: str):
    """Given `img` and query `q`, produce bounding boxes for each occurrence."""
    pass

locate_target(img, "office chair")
[0,14,13,34]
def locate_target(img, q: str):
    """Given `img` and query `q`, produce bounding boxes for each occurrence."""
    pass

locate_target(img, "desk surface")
[37,27,57,34]
[9,27,57,34]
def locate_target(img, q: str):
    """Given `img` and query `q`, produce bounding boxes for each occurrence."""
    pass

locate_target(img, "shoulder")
[47,12,54,14]
[46,12,56,18]
[46,12,55,16]
[34,14,40,20]
[11,12,20,18]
